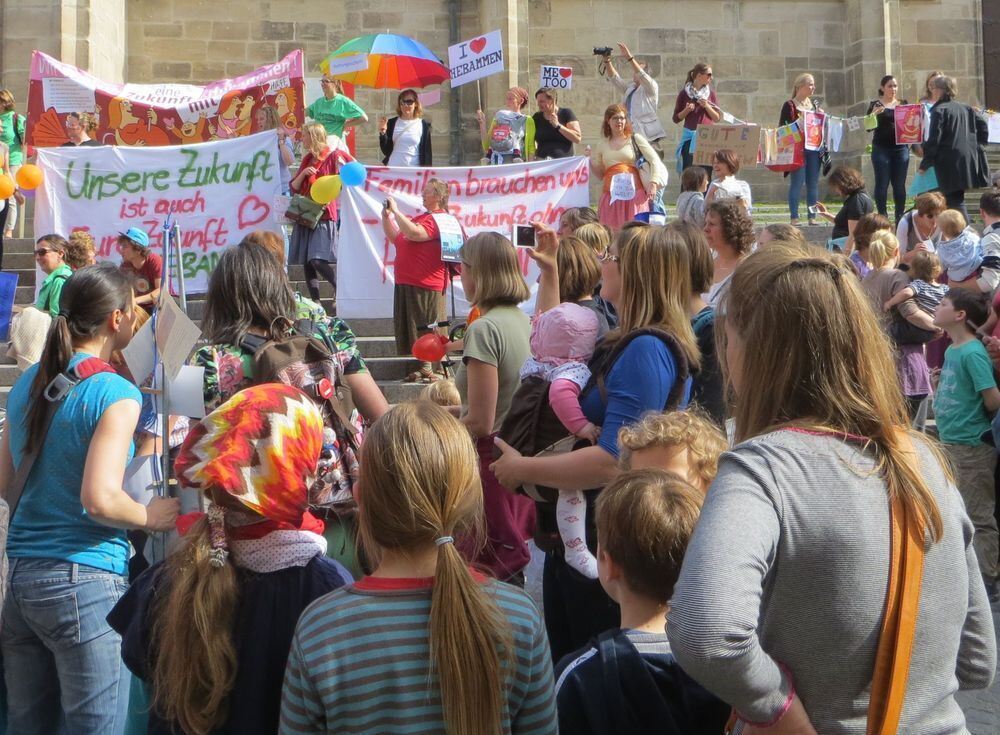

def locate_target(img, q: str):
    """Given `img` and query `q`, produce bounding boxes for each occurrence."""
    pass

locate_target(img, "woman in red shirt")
[381,178,451,382]
[289,122,352,307]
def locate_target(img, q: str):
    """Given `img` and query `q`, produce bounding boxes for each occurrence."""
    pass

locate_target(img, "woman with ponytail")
[0,264,180,733]
[108,383,353,735]
[280,401,556,735]
[667,244,996,734]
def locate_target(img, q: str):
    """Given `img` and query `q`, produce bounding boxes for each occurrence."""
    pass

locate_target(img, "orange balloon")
[15,164,43,190]
[0,174,14,199]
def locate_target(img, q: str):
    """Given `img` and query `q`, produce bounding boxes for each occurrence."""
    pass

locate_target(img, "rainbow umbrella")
[320,33,450,89]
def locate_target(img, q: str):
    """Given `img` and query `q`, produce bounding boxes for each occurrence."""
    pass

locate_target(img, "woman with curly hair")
[703,200,754,306]
[65,231,97,270]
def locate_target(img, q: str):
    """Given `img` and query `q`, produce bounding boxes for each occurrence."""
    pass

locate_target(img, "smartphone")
[808,205,819,216]
[513,224,535,248]
[383,199,391,211]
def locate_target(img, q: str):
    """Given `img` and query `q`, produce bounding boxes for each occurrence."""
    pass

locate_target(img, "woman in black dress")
[531,88,582,159]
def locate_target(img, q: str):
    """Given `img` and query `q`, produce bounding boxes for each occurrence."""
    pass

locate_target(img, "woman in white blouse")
[378,89,433,166]
[705,148,752,213]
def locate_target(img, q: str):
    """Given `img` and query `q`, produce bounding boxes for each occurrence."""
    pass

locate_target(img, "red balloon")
[412,333,447,362]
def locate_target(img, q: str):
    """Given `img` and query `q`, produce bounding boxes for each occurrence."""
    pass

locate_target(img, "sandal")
[405,366,441,383]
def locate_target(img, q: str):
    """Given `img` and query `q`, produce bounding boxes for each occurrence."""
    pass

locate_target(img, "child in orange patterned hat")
[107,383,353,735]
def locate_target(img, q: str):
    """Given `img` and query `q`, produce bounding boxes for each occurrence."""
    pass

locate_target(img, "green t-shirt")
[457,305,531,434]
[35,264,74,316]
[0,111,26,166]
[934,338,997,445]
[306,95,366,138]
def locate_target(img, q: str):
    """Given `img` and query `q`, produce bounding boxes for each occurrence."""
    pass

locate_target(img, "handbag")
[630,136,655,194]
[284,194,325,230]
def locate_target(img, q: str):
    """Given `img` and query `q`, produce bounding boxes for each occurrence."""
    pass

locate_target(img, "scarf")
[684,82,711,102]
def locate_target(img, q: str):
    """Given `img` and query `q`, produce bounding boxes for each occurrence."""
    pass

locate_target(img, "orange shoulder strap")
[866,493,925,735]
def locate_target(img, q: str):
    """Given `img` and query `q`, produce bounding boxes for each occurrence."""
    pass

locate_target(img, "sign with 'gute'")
[448,30,504,88]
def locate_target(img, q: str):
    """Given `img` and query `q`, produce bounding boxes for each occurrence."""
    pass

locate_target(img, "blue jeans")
[787,149,821,220]
[871,145,910,223]
[1,559,129,735]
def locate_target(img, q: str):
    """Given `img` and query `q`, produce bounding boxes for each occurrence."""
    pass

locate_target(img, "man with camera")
[600,42,667,159]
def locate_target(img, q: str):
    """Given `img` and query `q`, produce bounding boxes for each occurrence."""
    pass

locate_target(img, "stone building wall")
[0,0,987,197]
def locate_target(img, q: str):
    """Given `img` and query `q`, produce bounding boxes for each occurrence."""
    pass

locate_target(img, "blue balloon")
[340,161,367,187]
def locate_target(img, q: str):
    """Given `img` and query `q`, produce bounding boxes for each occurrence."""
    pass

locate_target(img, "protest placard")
[540,66,573,90]
[894,104,923,145]
[448,30,504,88]
[324,54,369,76]
[609,172,636,203]
[27,50,305,147]
[988,112,1000,145]
[34,131,283,294]
[337,157,590,318]
[693,124,760,167]
[802,111,825,151]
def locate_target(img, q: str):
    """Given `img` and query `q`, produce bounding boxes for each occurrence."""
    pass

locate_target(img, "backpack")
[498,328,690,545]
[240,320,362,514]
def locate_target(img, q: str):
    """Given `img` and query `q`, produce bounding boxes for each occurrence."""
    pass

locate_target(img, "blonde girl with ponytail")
[280,401,557,735]
[668,244,995,734]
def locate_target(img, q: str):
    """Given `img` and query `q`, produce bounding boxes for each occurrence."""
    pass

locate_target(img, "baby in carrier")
[937,209,983,283]
[518,303,602,577]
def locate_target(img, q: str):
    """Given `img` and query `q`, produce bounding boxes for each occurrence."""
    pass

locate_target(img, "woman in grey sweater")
[668,244,996,734]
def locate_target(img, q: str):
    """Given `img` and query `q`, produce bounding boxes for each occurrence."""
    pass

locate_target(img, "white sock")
[557,490,598,578]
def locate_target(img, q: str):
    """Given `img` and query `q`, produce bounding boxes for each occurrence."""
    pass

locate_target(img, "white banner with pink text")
[336,157,591,319]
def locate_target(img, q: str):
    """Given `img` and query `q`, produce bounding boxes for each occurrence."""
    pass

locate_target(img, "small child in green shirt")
[932,288,1000,601]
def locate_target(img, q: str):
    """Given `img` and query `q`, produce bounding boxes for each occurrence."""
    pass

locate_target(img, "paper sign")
[864,113,878,131]
[894,104,923,145]
[988,113,1000,145]
[802,111,825,151]
[121,317,156,386]
[847,116,861,132]
[156,365,206,419]
[124,454,160,504]
[540,65,573,90]
[721,111,736,124]
[692,124,761,167]
[432,213,466,263]
[154,294,202,381]
[0,272,17,341]
[609,172,636,204]
[325,54,369,76]
[448,30,504,88]
[40,77,96,115]
[418,89,442,108]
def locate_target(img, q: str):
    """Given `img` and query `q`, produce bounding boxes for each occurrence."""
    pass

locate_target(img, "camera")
[593,46,613,57]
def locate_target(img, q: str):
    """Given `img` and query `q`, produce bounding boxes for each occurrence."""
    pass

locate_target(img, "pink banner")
[27,50,305,148]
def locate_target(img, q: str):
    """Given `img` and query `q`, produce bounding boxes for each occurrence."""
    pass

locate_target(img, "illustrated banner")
[27,50,305,147]
[337,157,591,318]
[34,132,283,294]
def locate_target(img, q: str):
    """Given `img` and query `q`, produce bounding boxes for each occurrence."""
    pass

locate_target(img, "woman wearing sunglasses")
[33,234,74,317]
[378,89,433,167]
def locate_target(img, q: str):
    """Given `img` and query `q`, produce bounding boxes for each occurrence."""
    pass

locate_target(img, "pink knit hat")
[530,302,600,367]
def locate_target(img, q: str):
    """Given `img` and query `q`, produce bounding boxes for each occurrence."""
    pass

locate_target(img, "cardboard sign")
[692,124,760,167]
[448,30,504,88]
[540,66,573,90]
[894,104,923,145]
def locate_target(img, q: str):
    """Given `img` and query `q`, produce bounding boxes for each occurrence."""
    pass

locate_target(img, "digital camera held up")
[593,46,613,57]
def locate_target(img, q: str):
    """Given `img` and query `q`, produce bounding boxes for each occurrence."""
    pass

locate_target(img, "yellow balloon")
[310,175,343,205]
[0,174,14,200]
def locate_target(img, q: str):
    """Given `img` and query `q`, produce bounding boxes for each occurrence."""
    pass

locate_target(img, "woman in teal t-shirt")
[306,76,368,141]
[0,265,179,734]
[32,234,74,316]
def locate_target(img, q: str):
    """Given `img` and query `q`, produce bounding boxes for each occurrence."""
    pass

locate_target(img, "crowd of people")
[0,43,999,735]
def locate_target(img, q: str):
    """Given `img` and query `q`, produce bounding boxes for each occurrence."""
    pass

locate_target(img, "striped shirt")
[910,278,948,315]
[279,575,557,734]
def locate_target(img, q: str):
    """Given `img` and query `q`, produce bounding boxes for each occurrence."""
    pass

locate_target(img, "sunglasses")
[597,250,620,263]
[34,248,54,257]
[610,116,627,122]
[400,99,417,105]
